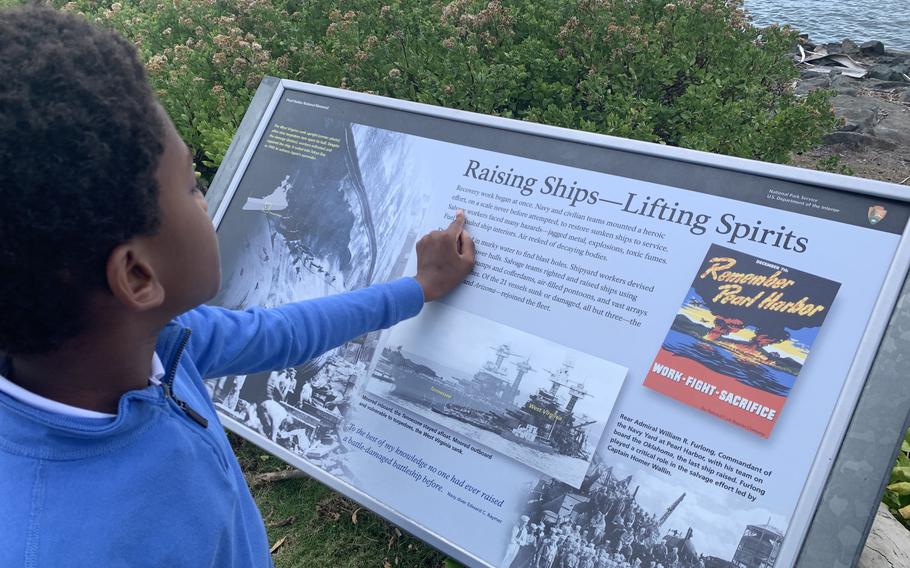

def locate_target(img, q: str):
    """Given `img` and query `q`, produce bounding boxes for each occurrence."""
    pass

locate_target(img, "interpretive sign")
[205,78,910,568]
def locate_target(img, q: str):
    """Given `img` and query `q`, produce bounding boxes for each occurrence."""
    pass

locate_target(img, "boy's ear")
[105,243,165,311]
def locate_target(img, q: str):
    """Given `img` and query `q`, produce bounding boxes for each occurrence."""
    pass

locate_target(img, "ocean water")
[662,330,795,396]
[744,0,910,52]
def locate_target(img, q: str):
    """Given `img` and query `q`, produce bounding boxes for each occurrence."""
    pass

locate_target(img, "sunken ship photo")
[367,302,626,487]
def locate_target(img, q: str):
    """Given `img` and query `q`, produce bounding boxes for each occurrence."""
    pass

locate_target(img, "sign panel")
[206,79,910,568]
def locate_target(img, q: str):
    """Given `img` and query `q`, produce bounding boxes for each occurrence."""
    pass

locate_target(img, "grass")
[231,433,450,568]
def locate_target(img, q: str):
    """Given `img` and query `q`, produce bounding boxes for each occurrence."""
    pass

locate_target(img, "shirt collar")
[149,352,165,385]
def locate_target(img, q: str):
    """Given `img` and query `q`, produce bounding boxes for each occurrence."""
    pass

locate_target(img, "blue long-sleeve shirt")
[0,277,424,567]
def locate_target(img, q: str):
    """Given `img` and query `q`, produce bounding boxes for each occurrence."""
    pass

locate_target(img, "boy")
[0,6,475,567]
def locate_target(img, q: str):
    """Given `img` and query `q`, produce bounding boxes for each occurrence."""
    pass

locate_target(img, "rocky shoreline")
[791,36,910,184]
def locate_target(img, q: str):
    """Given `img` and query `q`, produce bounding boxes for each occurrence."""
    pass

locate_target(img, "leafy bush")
[883,429,910,529]
[48,0,834,176]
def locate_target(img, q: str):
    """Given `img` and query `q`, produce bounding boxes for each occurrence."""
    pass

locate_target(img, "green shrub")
[883,428,910,529]
[49,0,834,176]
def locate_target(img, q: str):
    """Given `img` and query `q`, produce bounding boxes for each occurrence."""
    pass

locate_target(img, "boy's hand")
[414,209,476,302]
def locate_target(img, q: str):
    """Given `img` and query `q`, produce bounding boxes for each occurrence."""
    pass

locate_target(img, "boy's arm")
[180,210,475,379]
[176,277,424,379]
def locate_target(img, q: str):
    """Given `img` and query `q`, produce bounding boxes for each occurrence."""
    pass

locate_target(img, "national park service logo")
[868,205,888,225]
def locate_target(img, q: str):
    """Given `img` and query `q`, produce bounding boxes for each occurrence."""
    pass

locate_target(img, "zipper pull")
[159,328,207,428]
[176,398,209,428]
[162,382,209,428]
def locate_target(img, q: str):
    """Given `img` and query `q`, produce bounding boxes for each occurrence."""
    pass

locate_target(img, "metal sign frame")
[204,76,910,567]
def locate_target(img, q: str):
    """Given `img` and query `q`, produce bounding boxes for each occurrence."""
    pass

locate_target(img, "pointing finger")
[447,209,466,236]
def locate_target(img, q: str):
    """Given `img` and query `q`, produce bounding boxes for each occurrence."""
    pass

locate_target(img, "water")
[662,329,795,396]
[744,0,910,52]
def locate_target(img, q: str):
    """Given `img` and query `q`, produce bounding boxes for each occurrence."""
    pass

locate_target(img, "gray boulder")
[868,100,910,146]
[860,41,886,56]
[795,75,831,95]
[882,54,910,64]
[823,131,896,150]
[842,39,860,55]
[826,94,910,148]
[867,80,910,90]
[799,68,824,80]
[797,33,816,50]
[830,74,861,96]
[831,75,861,89]
[831,94,877,132]
[869,64,901,81]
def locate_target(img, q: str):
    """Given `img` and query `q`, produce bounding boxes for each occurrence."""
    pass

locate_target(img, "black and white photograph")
[208,342,370,475]
[368,302,626,488]
[501,453,787,568]
[210,101,434,472]
[215,116,429,312]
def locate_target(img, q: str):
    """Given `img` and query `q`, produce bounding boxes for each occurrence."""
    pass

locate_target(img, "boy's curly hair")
[0,7,164,354]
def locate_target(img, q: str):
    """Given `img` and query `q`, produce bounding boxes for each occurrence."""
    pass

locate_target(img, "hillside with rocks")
[791,37,910,184]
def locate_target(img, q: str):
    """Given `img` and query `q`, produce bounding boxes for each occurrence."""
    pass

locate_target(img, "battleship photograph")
[367,302,627,487]
[503,459,784,568]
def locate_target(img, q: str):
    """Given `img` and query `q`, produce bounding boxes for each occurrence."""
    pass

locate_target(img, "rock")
[830,74,861,96]
[881,54,910,65]
[831,75,861,90]
[875,125,910,146]
[796,33,814,50]
[799,68,824,80]
[869,100,910,146]
[867,80,910,90]
[901,90,910,103]
[795,75,831,95]
[869,64,901,81]
[857,504,910,568]
[860,40,886,56]
[827,94,910,147]
[842,39,860,55]
[831,94,878,133]
[825,42,844,55]
[823,131,896,150]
